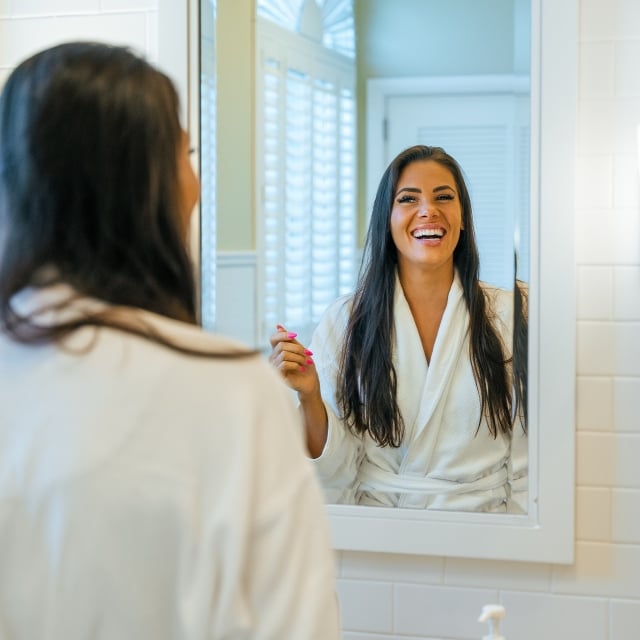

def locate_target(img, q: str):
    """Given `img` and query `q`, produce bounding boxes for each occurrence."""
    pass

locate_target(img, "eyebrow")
[395,185,455,196]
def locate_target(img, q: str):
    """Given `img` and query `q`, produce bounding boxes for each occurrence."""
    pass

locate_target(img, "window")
[256,0,357,345]
[257,0,355,58]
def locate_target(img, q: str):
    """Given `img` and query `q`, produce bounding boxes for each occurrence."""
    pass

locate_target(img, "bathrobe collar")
[393,269,469,467]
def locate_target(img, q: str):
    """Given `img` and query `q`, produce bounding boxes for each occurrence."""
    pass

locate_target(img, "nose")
[418,202,435,218]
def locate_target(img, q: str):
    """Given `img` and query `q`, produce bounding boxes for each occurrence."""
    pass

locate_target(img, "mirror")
[199,0,576,562]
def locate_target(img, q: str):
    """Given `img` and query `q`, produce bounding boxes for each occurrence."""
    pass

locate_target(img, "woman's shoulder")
[109,310,293,430]
[314,292,353,334]
[322,292,354,320]
[10,283,253,357]
[309,292,354,356]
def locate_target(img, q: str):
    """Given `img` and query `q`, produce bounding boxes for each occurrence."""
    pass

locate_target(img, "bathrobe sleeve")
[307,295,366,504]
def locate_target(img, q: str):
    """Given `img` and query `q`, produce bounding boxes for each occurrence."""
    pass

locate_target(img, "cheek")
[452,216,464,247]
[449,209,464,235]
[187,166,200,210]
[179,159,200,222]
[389,208,406,238]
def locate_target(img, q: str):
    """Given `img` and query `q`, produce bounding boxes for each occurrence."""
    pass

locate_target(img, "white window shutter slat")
[257,15,356,345]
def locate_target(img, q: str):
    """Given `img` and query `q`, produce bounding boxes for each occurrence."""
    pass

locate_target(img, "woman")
[0,42,340,639]
[270,145,527,511]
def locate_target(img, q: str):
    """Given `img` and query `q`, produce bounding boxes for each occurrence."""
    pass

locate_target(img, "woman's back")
[0,285,340,639]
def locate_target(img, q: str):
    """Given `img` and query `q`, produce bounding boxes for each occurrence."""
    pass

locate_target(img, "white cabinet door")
[380,91,530,288]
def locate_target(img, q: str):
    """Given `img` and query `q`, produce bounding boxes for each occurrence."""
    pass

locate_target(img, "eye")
[397,195,416,203]
[436,193,455,202]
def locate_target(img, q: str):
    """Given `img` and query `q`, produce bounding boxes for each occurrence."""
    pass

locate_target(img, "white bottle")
[478,604,506,640]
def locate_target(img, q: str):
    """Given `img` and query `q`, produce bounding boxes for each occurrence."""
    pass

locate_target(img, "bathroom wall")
[0,1,188,123]
[0,1,159,85]
[1,1,639,639]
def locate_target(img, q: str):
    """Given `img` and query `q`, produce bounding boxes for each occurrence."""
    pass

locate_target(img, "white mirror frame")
[325,0,577,563]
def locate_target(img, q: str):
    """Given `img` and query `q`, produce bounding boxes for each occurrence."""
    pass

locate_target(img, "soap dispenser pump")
[478,604,506,640]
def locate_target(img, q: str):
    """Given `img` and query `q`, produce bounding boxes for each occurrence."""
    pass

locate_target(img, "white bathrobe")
[310,272,528,512]
[0,285,340,640]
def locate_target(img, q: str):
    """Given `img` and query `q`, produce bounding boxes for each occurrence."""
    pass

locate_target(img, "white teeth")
[412,228,444,239]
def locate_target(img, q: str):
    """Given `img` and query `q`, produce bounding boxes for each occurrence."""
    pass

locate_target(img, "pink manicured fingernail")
[306,358,314,365]
[299,365,306,372]
[304,349,313,356]
[287,332,297,339]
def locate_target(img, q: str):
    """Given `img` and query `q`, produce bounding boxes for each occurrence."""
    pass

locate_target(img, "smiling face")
[390,159,464,280]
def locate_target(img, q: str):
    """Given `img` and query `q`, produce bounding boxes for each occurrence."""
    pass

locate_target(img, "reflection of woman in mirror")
[0,42,341,637]
[270,145,527,511]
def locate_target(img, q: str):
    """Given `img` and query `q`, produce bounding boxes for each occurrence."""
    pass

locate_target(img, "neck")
[395,262,456,364]
[397,262,455,303]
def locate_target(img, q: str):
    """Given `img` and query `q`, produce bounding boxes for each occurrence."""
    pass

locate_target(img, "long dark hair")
[0,42,242,356]
[338,145,519,446]
[513,277,528,430]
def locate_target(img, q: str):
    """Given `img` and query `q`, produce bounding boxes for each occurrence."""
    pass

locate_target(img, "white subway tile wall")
[0,1,639,638]
[0,3,156,74]
[499,592,608,640]
[4,1,101,16]
[443,557,552,593]
[576,487,612,542]
[577,376,614,431]
[610,600,640,640]
[614,378,640,432]
[341,551,444,584]
[611,489,640,543]
[578,266,614,320]
[552,542,640,599]
[337,580,394,634]
[393,585,499,638]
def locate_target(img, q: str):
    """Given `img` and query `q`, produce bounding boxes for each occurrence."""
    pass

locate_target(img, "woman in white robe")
[270,145,528,512]
[0,42,340,639]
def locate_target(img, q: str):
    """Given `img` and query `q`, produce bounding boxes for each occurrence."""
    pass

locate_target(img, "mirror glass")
[248,0,530,513]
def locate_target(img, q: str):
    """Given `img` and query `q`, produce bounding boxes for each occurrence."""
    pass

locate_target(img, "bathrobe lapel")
[393,272,470,476]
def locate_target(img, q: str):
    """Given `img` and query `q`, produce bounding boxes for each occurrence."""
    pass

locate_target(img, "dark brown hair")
[337,145,523,446]
[0,42,249,357]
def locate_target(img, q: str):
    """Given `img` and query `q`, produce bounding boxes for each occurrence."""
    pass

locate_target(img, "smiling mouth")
[412,228,445,240]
